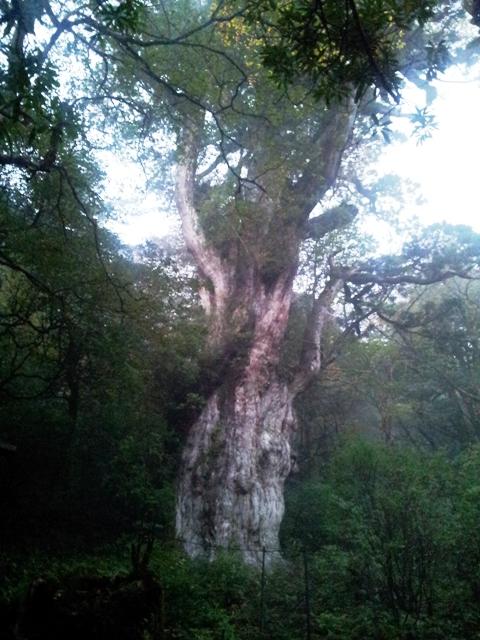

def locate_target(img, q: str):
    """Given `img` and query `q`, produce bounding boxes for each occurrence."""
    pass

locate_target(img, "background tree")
[291,274,480,467]
[378,278,480,448]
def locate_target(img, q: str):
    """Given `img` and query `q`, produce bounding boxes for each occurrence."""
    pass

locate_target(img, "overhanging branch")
[343,269,477,287]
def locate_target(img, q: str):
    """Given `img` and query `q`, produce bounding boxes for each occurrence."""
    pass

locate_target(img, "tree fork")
[175,100,358,564]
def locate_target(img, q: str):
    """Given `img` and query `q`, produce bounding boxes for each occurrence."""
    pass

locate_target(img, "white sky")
[101,154,179,244]
[105,65,480,246]
[377,65,480,231]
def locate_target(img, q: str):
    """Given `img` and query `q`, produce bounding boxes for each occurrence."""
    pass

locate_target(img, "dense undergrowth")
[2,439,480,640]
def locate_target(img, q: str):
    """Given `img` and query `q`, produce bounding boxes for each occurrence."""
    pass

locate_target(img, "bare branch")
[0,251,55,296]
[292,274,345,393]
[196,153,226,181]
[176,120,230,330]
[351,175,377,209]
[343,269,477,287]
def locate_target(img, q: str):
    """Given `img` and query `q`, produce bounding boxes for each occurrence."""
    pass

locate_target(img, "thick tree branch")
[0,251,55,296]
[288,96,357,221]
[305,203,358,239]
[343,269,477,287]
[0,119,64,172]
[176,121,230,330]
[351,175,377,209]
[197,152,227,181]
[291,274,344,393]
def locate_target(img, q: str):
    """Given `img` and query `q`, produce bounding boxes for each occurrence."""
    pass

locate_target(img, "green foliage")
[0,214,203,549]
[98,0,144,33]
[243,0,441,103]
[5,439,480,639]
[2,3,480,639]
[0,0,212,568]
[281,438,480,639]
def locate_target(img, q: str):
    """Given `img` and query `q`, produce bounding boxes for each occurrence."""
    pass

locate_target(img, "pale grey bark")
[174,98,357,563]
[176,378,296,563]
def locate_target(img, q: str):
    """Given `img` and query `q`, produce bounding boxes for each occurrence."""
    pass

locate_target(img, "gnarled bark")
[175,100,356,563]
[177,376,296,564]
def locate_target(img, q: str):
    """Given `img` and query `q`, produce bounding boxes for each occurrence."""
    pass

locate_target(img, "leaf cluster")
[244,0,440,103]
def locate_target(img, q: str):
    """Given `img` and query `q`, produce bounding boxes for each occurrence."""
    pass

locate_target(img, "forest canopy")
[1,1,480,639]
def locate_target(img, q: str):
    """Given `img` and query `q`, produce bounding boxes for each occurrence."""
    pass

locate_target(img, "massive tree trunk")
[176,266,297,562]
[177,373,296,563]
[176,273,343,561]
[175,100,356,563]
